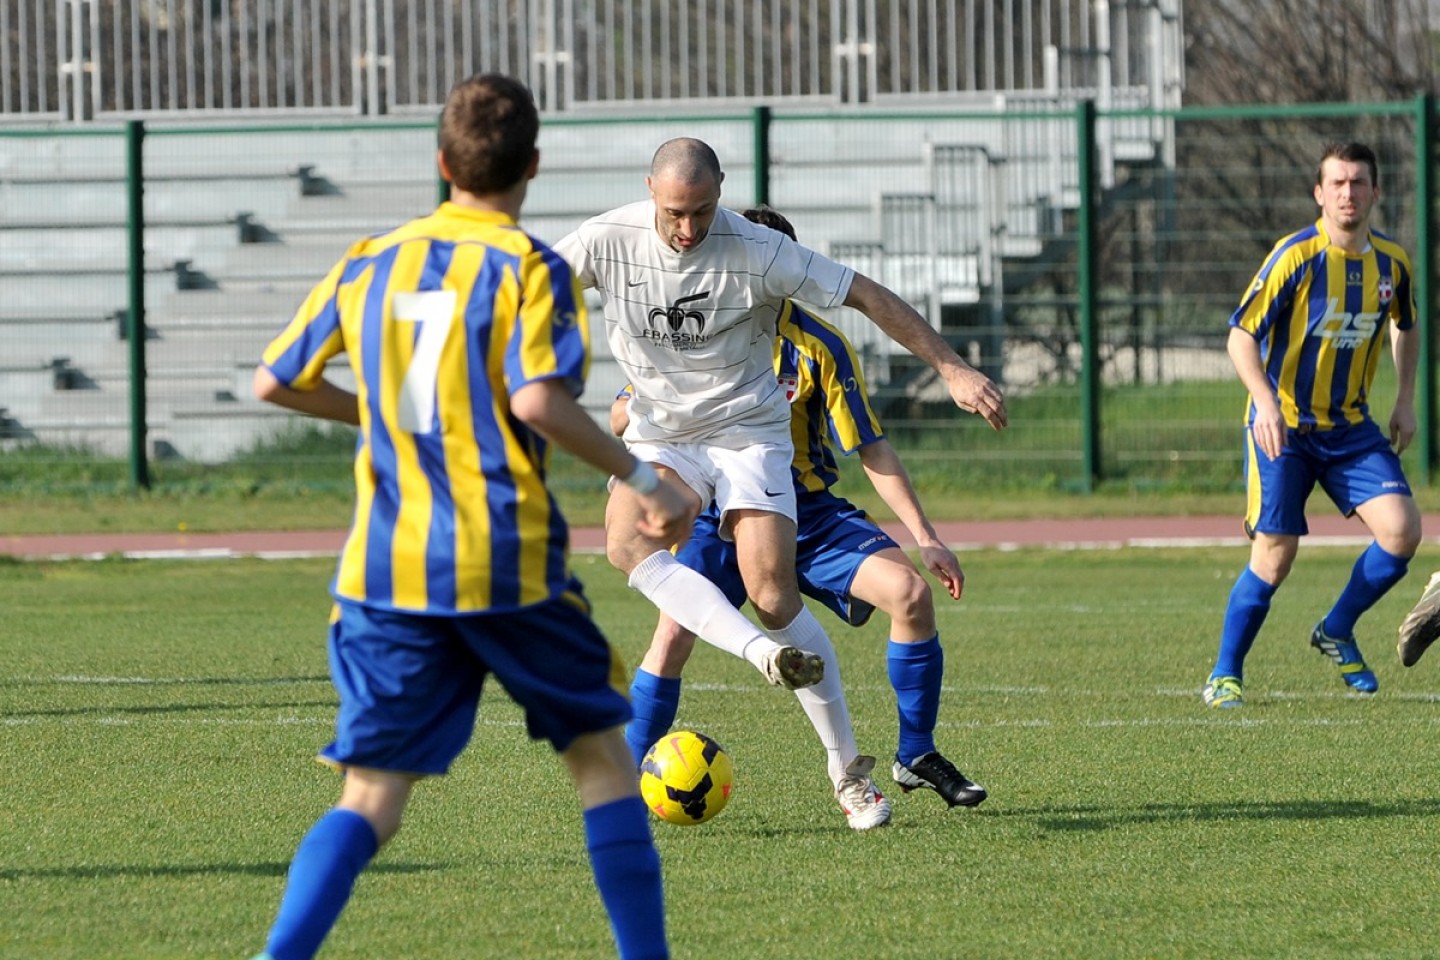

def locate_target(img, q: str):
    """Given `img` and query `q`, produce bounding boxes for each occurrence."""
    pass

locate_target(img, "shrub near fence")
[0,99,1433,497]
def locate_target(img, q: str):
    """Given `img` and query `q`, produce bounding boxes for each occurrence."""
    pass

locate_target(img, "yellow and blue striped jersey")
[260,203,588,615]
[1232,219,1415,430]
[776,302,884,492]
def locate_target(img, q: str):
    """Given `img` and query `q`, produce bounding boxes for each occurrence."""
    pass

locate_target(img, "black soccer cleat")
[892,751,988,808]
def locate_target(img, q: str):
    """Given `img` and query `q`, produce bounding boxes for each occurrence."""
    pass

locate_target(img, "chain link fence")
[0,99,1430,497]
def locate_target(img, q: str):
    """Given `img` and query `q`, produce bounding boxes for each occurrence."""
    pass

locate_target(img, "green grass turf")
[3,547,1440,959]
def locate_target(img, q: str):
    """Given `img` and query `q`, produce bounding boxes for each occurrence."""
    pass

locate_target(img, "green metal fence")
[0,98,1433,497]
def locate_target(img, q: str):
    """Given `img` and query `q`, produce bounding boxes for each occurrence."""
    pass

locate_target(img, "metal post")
[364,0,382,116]
[752,105,771,208]
[1415,92,1435,483]
[59,0,95,122]
[1076,99,1100,490]
[125,120,150,490]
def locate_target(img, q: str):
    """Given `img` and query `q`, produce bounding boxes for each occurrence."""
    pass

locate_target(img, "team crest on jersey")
[778,374,800,402]
[1378,274,1394,307]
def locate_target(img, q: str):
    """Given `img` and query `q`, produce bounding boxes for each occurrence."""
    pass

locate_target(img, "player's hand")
[1390,403,1417,454]
[1251,398,1285,461]
[919,543,965,600]
[635,477,692,542]
[944,366,1007,430]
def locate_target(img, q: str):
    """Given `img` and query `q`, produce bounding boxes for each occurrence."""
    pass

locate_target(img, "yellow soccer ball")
[639,730,735,825]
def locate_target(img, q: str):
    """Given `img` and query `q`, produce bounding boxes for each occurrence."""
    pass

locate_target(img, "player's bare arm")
[842,273,1007,430]
[1226,327,1284,461]
[511,379,690,542]
[857,438,964,600]
[252,366,361,425]
[1389,322,1420,453]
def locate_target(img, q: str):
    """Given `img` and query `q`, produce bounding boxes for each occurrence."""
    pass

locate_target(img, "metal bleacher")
[0,0,1184,462]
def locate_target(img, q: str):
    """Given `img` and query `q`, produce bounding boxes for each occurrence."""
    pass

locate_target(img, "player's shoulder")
[711,207,788,254]
[1369,228,1413,269]
[1257,222,1325,278]
[577,200,652,236]
[780,302,857,359]
[781,300,844,339]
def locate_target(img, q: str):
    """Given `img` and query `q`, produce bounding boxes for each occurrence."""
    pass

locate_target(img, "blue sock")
[584,796,669,960]
[264,808,379,960]
[626,670,682,767]
[1324,541,1411,638]
[1212,567,1278,681]
[888,635,942,766]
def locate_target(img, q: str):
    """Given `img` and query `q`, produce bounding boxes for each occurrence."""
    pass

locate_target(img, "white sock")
[771,607,858,786]
[628,551,778,668]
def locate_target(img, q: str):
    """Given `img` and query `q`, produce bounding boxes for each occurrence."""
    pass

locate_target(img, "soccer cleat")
[834,755,892,830]
[1310,622,1378,693]
[760,644,825,689]
[892,752,987,808]
[1398,571,1440,668]
[1202,675,1244,708]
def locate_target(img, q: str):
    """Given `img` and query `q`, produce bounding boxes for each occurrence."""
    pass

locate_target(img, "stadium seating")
[0,100,1163,461]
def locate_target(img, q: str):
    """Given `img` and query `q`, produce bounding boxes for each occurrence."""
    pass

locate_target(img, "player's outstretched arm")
[511,379,689,541]
[842,273,1007,430]
[252,366,361,425]
[857,438,963,600]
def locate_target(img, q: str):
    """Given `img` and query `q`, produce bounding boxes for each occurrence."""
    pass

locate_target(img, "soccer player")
[621,205,987,814]
[246,74,688,960]
[554,141,1007,829]
[1202,140,1422,708]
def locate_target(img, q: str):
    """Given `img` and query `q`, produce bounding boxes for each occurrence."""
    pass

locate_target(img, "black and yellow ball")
[640,730,735,825]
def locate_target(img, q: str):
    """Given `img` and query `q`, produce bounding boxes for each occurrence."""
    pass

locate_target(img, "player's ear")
[526,148,540,181]
[437,148,453,184]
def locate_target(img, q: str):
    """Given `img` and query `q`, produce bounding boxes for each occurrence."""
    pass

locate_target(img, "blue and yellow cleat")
[1310,622,1378,694]
[1202,675,1244,708]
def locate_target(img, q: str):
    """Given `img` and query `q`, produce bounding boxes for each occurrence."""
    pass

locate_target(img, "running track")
[7,512,1438,561]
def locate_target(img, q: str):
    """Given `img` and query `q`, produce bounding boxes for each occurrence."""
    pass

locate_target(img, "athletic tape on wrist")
[622,460,660,495]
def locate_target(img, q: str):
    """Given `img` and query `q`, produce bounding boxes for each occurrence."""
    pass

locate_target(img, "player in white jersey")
[554,138,1007,829]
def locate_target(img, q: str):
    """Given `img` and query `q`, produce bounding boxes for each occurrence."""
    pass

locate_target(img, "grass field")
[5,546,1440,960]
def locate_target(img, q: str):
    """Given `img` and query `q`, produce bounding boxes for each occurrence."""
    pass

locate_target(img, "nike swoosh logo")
[627,279,645,287]
[763,488,785,497]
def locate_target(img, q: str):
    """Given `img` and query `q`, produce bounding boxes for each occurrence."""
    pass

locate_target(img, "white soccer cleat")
[1399,571,1440,668]
[759,645,825,689]
[834,755,892,830]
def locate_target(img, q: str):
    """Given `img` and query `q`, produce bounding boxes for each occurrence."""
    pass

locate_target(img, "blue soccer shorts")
[320,588,632,776]
[1244,419,1412,537]
[674,488,897,627]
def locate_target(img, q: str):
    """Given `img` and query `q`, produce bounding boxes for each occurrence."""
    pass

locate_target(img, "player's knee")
[879,571,933,630]
[605,532,654,574]
[1388,525,1423,559]
[750,591,804,630]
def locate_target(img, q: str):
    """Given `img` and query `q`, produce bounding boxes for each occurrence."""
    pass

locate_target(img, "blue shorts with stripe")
[674,488,896,627]
[1245,419,1412,537]
[320,586,631,776]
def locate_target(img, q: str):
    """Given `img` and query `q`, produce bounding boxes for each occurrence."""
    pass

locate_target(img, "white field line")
[9,679,1440,731]
[13,533,1384,564]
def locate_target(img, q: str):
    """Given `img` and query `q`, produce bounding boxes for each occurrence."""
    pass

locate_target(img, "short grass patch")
[3,547,1440,959]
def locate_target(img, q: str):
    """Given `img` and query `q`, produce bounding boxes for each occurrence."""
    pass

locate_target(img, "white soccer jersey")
[555,202,854,447]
